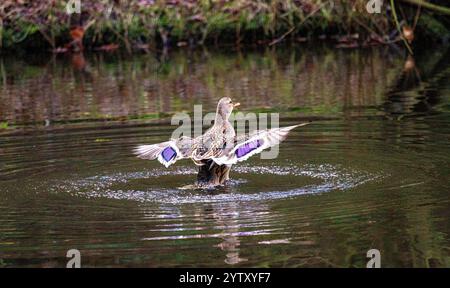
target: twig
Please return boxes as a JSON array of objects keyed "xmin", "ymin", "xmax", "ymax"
[
  {"xmin": 37, "ymin": 26, "xmax": 55, "ymax": 49},
  {"xmin": 412, "ymin": 4, "xmax": 421, "ymax": 30},
  {"xmin": 390, "ymin": 0, "xmax": 414, "ymax": 55},
  {"xmin": 83, "ymin": 19, "xmax": 96, "ymax": 31},
  {"xmin": 353, "ymin": 17, "xmax": 381, "ymax": 38},
  {"xmin": 269, "ymin": 0, "xmax": 332, "ymax": 46},
  {"xmin": 401, "ymin": 0, "xmax": 450, "ymax": 15}
]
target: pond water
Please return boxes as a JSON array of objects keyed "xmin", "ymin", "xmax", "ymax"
[{"xmin": 0, "ymin": 45, "xmax": 449, "ymax": 267}]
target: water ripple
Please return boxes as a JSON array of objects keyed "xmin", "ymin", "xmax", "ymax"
[{"xmin": 51, "ymin": 164, "xmax": 383, "ymax": 204}]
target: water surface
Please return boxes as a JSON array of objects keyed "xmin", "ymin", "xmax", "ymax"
[{"xmin": 0, "ymin": 46, "xmax": 449, "ymax": 267}]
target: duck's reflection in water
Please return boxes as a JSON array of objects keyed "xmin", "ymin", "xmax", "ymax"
[
  {"xmin": 141, "ymin": 188, "xmax": 275, "ymax": 265},
  {"xmin": 205, "ymin": 201, "xmax": 249, "ymax": 265},
  {"xmin": 197, "ymin": 186, "xmax": 275, "ymax": 265}
]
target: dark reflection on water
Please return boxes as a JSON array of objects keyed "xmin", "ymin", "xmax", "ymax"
[
  {"xmin": 0, "ymin": 46, "xmax": 449, "ymax": 267},
  {"xmin": 0, "ymin": 46, "xmax": 431, "ymax": 126}
]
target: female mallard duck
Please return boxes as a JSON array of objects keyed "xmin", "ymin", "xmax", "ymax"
[{"xmin": 134, "ymin": 97, "xmax": 308, "ymax": 186}]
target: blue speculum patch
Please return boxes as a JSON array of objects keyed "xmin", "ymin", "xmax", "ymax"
[
  {"xmin": 161, "ymin": 147, "xmax": 177, "ymax": 162},
  {"xmin": 235, "ymin": 139, "xmax": 262, "ymax": 158}
]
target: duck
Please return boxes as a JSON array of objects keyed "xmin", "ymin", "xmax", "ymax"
[{"xmin": 134, "ymin": 97, "xmax": 308, "ymax": 186}]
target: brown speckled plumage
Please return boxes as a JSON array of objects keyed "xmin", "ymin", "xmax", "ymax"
[{"xmin": 134, "ymin": 97, "xmax": 308, "ymax": 186}]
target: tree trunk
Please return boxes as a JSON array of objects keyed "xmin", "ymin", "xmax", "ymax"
[{"xmin": 197, "ymin": 160, "xmax": 231, "ymax": 187}]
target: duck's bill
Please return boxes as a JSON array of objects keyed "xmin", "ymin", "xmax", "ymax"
[{"xmin": 233, "ymin": 102, "xmax": 241, "ymax": 107}]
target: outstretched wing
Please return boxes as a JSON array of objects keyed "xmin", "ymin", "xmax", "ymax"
[
  {"xmin": 134, "ymin": 136, "xmax": 193, "ymax": 168},
  {"xmin": 212, "ymin": 123, "xmax": 308, "ymax": 165}
]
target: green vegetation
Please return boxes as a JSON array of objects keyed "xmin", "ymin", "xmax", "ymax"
[{"xmin": 0, "ymin": 1, "xmax": 449, "ymax": 51}]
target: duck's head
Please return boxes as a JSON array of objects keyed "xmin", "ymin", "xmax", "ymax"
[{"xmin": 216, "ymin": 97, "xmax": 240, "ymax": 121}]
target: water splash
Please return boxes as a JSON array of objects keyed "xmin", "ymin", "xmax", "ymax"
[{"xmin": 51, "ymin": 164, "xmax": 383, "ymax": 204}]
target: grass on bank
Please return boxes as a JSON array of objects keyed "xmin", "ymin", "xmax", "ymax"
[{"xmin": 0, "ymin": 0, "xmax": 449, "ymax": 51}]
